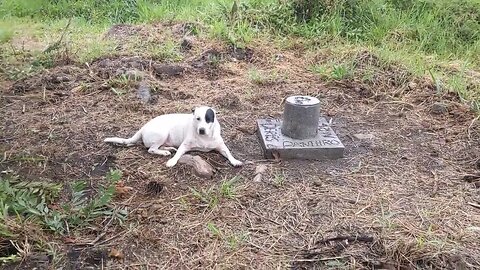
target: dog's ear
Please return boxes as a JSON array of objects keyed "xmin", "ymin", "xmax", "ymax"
[
  {"xmin": 205, "ymin": 108, "xmax": 216, "ymax": 123},
  {"xmin": 191, "ymin": 107, "xmax": 196, "ymax": 114}
]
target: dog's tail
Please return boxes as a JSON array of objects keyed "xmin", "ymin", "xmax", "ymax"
[{"xmin": 104, "ymin": 128, "xmax": 142, "ymax": 146}]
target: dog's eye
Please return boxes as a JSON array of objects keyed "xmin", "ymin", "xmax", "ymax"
[{"xmin": 196, "ymin": 117, "xmax": 201, "ymax": 121}]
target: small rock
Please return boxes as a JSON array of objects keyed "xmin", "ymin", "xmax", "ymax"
[
  {"xmin": 253, "ymin": 174, "xmax": 262, "ymax": 182},
  {"xmin": 313, "ymin": 179, "xmax": 323, "ymax": 187},
  {"xmin": 178, "ymin": 154, "xmax": 214, "ymax": 179},
  {"xmin": 128, "ymin": 59, "xmax": 145, "ymax": 70},
  {"xmin": 255, "ymin": 164, "xmax": 267, "ymax": 175},
  {"xmin": 51, "ymin": 74, "xmax": 71, "ymax": 83},
  {"xmin": 408, "ymin": 81, "xmax": 417, "ymax": 90},
  {"xmin": 431, "ymin": 102, "xmax": 448, "ymax": 115},
  {"xmin": 154, "ymin": 64, "xmax": 185, "ymax": 77},
  {"xmin": 230, "ymin": 47, "xmax": 253, "ymax": 61},
  {"xmin": 96, "ymin": 58, "xmax": 114, "ymax": 68},
  {"xmin": 136, "ymin": 82, "xmax": 151, "ymax": 103},
  {"xmin": 353, "ymin": 133, "xmax": 374, "ymax": 140}
]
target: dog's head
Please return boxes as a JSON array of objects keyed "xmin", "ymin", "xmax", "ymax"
[{"xmin": 192, "ymin": 106, "xmax": 217, "ymax": 137}]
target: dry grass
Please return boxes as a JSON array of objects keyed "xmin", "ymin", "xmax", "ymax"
[{"xmin": 1, "ymin": 23, "xmax": 480, "ymax": 269}]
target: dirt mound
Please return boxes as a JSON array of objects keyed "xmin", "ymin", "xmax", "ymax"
[{"xmin": 11, "ymin": 65, "xmax": 89, "ymax": 94}]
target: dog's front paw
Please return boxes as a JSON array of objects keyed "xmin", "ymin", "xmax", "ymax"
[
  {"xmin": 166, "ymin": 158, "xmax": 177, "ymax": 167},
  {"xmin": 230, "ymin": 159, "xmax": 243, "ymax": 167}
]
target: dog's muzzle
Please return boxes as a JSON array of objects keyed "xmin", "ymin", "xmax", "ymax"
[{"xmin": 199, "ymin": 128, "xmax": 206, "ymax": 135}]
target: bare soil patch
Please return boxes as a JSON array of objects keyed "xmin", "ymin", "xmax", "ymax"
[{"xmin": 1, "ymin": 24, "xmax": 480, "ymax": 269}]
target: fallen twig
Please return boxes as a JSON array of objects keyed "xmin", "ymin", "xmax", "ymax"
[
  {"xmin": 467, "ymin": 202, "xmax": 480, "ymax": 210},
  {"xmin": 43, "ymin": 17, "xmax": 72, "ymax": 53},
  {"xmin": 317, "ymin": 235, "xmax": 374, "ymax": 245},
  {"xmin": 253, "ymin": 164, "xmax": 267, "ymax": 182},
  {"xmin": 292, "ymin": 256, "xmax": 348, "ymax": 262}
]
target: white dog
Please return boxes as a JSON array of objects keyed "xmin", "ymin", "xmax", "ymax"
[{"xmin": 104, "ymin": 106, "xmax": 243, "ymax": 168}]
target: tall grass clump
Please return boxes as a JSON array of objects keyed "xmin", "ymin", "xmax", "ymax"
[
  {"xmin": 0, "ymin": 0, "xmax": 139, "ymax": 23},
  {"xmin": 0, "ymin": 0, "xmax": 478, "ymax": 83},
  {"xmin": 242, "ymin": 0, "xmax": 479, "ymax": 62},
  {"xmin": 1, "ymin": 0, "xmax": 478, "ymax": 62}
]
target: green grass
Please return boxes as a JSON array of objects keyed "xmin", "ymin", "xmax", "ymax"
[
  {"xmin": 309, "ymin": 62, "xmax": 354, "ymax": 81},
  {"xmin": 190, "ymin": 186, "xmax": 220, "ymax": 209},
  {"xmin": 0, "ymin": 0, "xmax": 139, "ymax": 23},
  {"xmin": 206, "ymin": 222, "xmax": 249, "ymax": 250},
  {"xmin": 247, "ymin": 67, "xmax": 266, "ymax": 84},
  {"xmin": 1, "ymin": 0, "xmax": 478, "ymax": 63},
  {"xmin": 247, "ymin": 67, "xmax": 284, "ymax": 85},
  {"xmin": 0, "ymin": 169, "xmax": 127, "ymax": 263},
  {"xmin": 0, "ymin": 25, "xmax": 13, "ymax": 43},
  {"xmin": 206, "ymin": 222, "xmax": 222, "ymax": 238},
  {"xmin": 190, "ymin": 176, "xmax": 242, "ymax": 208},
  {"xmin": 273, "ymin": 172, "xmax": 285, "ymax": 187},
  {"xmin": 0, "ymin": 169, "xmax": 126, "ymax": 236},
  {"xmin": 219, "ymin": 176, "xmax": 240, "ymax": 199},
  {"xmin": 0, "ymin": 0, "xmax": 478, "ymax": 61},
  {"xmin": 0, "ymin": 170, "xmax": 127, "ymax": 265},
  {"xmin": 148, "ymin": 39, "xmax": 183, "ymax": 62},
  {"xmin": 0, "ymin": 17, "xmax": 114, "ymax": 80}
]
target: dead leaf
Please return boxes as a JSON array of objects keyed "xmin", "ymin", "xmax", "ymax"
[
  {"xmin": 253, "ymin": 165, "xmax": 268, "ymax": 182},
  {"xmin": 108, "ymin": 248, "xmax": 124, "ymax": 259},
  {"xmin": 63, "ymin": 237, "xmax": 76, "ymax": 244},
  {"xmin": 115, "ymin": 181, "xmax": 134, "ymax": 196},
  {"xmin": 116, "ymin": 186, "xmax": 134, "ymax": 195},
  {"xmin": 272, "ymin": 151, "xmax": 280, "ymax": 160}
]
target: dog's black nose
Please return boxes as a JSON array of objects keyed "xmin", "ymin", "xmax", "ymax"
[{"xmin": 199, "ymin": 128, "xmax": 206, "ymax": 135}]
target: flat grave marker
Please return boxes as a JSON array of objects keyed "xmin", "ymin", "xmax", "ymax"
[{"xmin": 257, "ymin": 95, "xmax": 344, "ymax": 160}]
